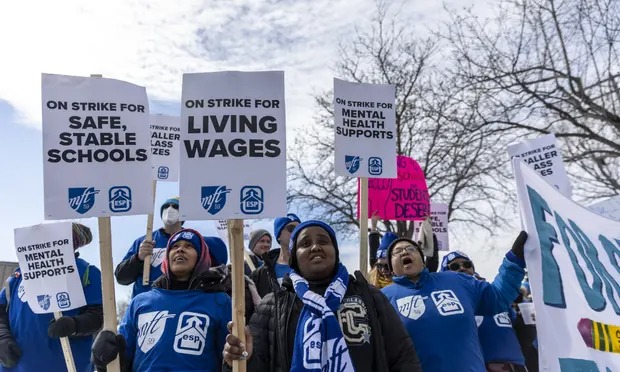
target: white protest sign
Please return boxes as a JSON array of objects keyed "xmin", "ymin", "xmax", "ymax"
[
  {"xmin": 508, "ymin": 133, "xmax": 572, "ymax": 197},
  {"xmin": 150, "ymin": 114, "xmax": 180, "ymax": 182},
  {"xmin": 514, "ymin": 159, "xmax": 620, "ymax": 371},
  {"xmin": 42, "ymin": 74, "xmax": 152, "ymax": 219},
  {"xmin": 215, "ymin": 220, "xmax": 251, "ymax": 247},
  {"xmin": 14, "ymin": 222, "xmax": 86, "ymax": 314},
  {"xmin": 414, "ymin": 203, "xmax": 449, "ymax": 251},
  {"xmin": 589, "ymin": 196, "xmax": 620, "ymax": 222},
  {"xmin": 333, "ymin": 78, "xmax": 397, "ymax": 178},
  {"xmin": 179, "ymin": 71, "xmax": 287, "ymax": 219}
]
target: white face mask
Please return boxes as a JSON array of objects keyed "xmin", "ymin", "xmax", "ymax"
[{"xmin": 162, "ymin": 206, "xmax": 180, "ymax": 226}]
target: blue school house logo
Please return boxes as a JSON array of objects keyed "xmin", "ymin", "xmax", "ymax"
[
  {"xmin": 240, "ymin": 186, "xmax": 263, "ymax": 214},
  {"xmin": 345, "ymin": 155, "xmax": 361, "ymax": 174},
  {"xmin": 368, "ymin": 157, "xmax": 383, "ymax": 175},
  {"xmin": 109, "ymin": 186, "xmax": 132, "ymax": 212},
  {"xmin": 157, "ymin": 166, "xmax": 169, "ymax": 180},
  {"xmin": 37, "ymin": 294, "xmax": 51, "ymax": 311},
  {"xmin": 56, "ymin": 292, "xmax": 71, "ymax": 309},
  {"xmin": 68, "ymin": 187, "xmax": 99, "ymax": 214},
  {"xmin": 201, "ymin": 186, "xmax": 231, "ymax": 215}
]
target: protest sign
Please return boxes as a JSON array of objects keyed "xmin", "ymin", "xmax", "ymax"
[
  {"xmin": 215, "ymin": 219, "xmax": 252, "ymax": 248},
  {"xmin": 14, "ymin": 222, "xmax": 86, "ymax": 314},
  {"xmin": 515, "ymin": 159, "xmax": 620, "ymax": 371},
  {"xmin": 333, "ymin": 78, "xmax": 396, "ymax": 178},
  {"xmin": 179, "ymin": 71, "xmax": 287, "ymax": 220},
  {"xmin": 589, "ymin": 196, "xmax": 620, "ymax": 222},
  {"xmin": 508, "ymin": 133, "xmax": 572, "ymax": 197},
  {"xmin": 42, "ymin": 74, "xmax": 152, "ymax": 219},
  {"xmin": 150, "ymin": 114, "xmax": 180, "ymax": 182},
  {"xmin": 361, "ymin": 155, "xmax": 430, "ymax": 220},
  {"xmin": 414, "ymin": 203, "xmax": 449, "ymax": 251}
]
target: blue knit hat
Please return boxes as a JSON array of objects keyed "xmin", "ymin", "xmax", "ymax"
[
  {"xmin": 274, "ymin": 213, "xmax": 301, "ymax": 241},
  {"xmin": 203, "ymin": 236, "xmax": 228, "ymax": 266},
  {"xmin": 440, "ymin": 251, "xmax": 471, "ymax": 272},
  {"xmin": 160, "ymin": 197, "xmax": 179, "ymax": 217},
  {"xmin": 168, "ymin": 230, "xmax": 203, "ymax": 257},
  {"xmin": 288, "ymin": 220, "xmax": 338, "ymax": 272},
  {"xmin": 379, "ymin": 232, "xmax": 399, "ymax": 252},
  {"xmin": 376, "ymin": 248, "xmax": 388, "ymax": 260}
]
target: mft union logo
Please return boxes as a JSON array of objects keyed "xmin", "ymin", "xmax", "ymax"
[
  {"xmin": 68, "ymin": 187, "xmax": 99, "ymax": 214},
  {"xmin": 37, "ymin": 294, "xmax": 51, "ymax": 311},
  {"xmin": 157, "ymin": 166, "xmax": 169, "ymax": 180},
  {"xmin": 201, "ymin": 186, "xmax": 231, "ymax": 215},
  {"xmin": 56, "ymin": 292, "xmax": 71, "ymax": 309},
  {"xmin": 368, "ymin": 157, "xmax": 383, "ymax": 175},
  {"xmin": 345, "ymin": 155, "xmax": 361, "ymax": 174},
  {"xmin": 109, "ymin": 186, "xmax": 132, "ymax": 212},
  {"xmin": 240, "ymin": 186, "xmax": 263, "ymax": 214}
]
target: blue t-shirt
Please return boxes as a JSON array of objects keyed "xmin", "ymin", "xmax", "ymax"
[
  {"xmin": 477, "ymin": 311, "xmax": 525, "ymax": 365},
  {"xmin": 0, "ymin": 258, "xmax": 102, "ymax": 372},
  {"xmin": 381, "ymin": 258, "xmax": 524, "ymax": 372},
  {"xmin": 120, "ymin": 287, "xmax": 231, "ymax": 372},
  {"xmin": 122, "ymin": 229, "xmax": 172, "ymax": 298},
  {"xmin": 274, "ymin": 263, "xmax": 290, "ymax": 285}
]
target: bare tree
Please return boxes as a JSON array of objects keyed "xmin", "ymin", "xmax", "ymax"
[
  {"xmin": 443, "ymin": 0, "xmax": 620, "ymax": 200},
  {"xmin": 288, "ymin": 4, "xmax": 513, "ymax": 238}
]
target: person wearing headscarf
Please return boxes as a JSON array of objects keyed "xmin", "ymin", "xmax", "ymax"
[
  {"xmin": 92, "ymin": 229, "xmax": 231, "ymax": 371},
  {"xmin": 381, "ymin": 232, "xmax": 528, "ymax": 372},
  {"xmin": 223, "ymin": 220, "xmax": 421, "ymax": 372},
  {"xmin": 442, "ymin": 251, "xmax": 526, "ymax": 372},
  {"xmin": 250, "ymin": 213, "xmax": 301, "ymax": 297},
  {"xmin": 0, "ymin": 223, "xmax": 103, "ymax": 372},
  {"xmin": 368, "ymin": 232, "xmax": 397, "ymax": 289},
  {"xmin": 244, "ymin": 229, "xmax": 272, "ymax": 276}
]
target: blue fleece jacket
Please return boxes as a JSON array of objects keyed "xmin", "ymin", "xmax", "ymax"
[
  {"xmin": 119, "ymin": 287, "xmax": 231, "ymax": 372},
  {"xmin": 381, "ymin": 257, "xmax": 525, "ymax": 372},
  {"xmin": 476, "ymin": 309, "xmax": 525, "ymax": 365}
]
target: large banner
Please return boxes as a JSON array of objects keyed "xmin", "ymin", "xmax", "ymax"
[
  {"xmin": 508, "ymin": 133, "xmax": 572, "ymax": 197},
  {"xmin": 414, "ymin": 203, "xmax": 449, "ymax": 251},
  {"xmin": 179, "ymin": 71, "xmax": 287, "ymax": 220},
  {"xmin": 42, "ymin": 74, "xmax": 152, "ymax": 219},
  {"xmin": 14, "ymin": 222, "xmax": 86, "ymax": 314},
  {"xmin": 515, "ymin": 159, "xmax": 620, "ymax": 371},
  {"xmin": 150, "ymin": 114, "xmax": 180, "ymax": 182},
  {"xmin": 333, "ymin": 78, "xmax": 397, "ymax": 178},
  {"xmin": 361, "ymin": 155, "xmax": 429, "ymax": 220}
]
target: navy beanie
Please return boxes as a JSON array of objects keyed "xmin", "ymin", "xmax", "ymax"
[
  {"xmin": 160, "ymin": 197, "xmax": 180, "ymax": 217},
  {"xmin": 168, "ymin": 230, "xmax": 202, "ymax": 258},
  {"xmin": 288, "ymin": 220, "xmax": 338, "ymax": 272},
  {"xmin": 203, "ymin": 236, "xmax": 228, "ymax": 266},
  {"xmin": 386, "ymin": 237, "xmax": 424, "ymax": 272},
  {"xmin": 273, "ymin": 213, "xmax": 301, "ymax": 241}
]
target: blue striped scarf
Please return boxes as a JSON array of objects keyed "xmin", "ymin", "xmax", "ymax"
[{"xmin": 290, "ymin": 263, "xmax": 355, "ymax": 372}]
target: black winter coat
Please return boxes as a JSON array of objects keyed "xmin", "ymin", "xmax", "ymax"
[
  {"xmin": 226, "ymin": 272, "xmax": 422, "ymax": 372},
  {"xmin": 250, "ymin": 249, "xmax": 282, "ymax": 298}
]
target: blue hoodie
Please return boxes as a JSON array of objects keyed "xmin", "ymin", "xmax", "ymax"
[
  {"xmin": 0, "ymin": 258, "xmax": 102, "ymax": 372},
  {"xmin": 381, "ymin": 257, "xmax": 524, "ymax": 372},
  {"xmin": 476, "ymin": 309, "xmax": 525, "ymax": 365},
  {"xmin": 118, "ymin": 229, "xmax": 231, "ymax": 372},
  {"xmin": 123, "ymin": 229, "xmax": 173, "ymax": 298}
]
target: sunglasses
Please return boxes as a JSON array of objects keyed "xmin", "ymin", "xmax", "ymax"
[
  {"xmin": 448, "ymin": 260, "xmax": 473, "ymax": 271},
  {"xmin": 376, "ymin": 263, "xmax": 390, "ymax": 271},
  {"xmin": 161, "ymin": 203, "xmax": 179, "ymax": 210}
]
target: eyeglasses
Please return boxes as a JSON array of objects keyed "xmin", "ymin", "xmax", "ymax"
[
  {"xmin": 392, "ymin": 246, "xmax": 418, "ymax": 257},
  {"xmin": 448, "ymin": 260, "xmax": 473, "ymax": 271}
]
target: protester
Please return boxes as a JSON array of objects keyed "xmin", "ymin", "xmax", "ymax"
[
  {"xmin": 512, "ymin": 287, "xmax": 539, "ymax": 372},
  {"xmin": 369, "ymin": 227, "xmax": 439, "ymax": 272},
  {"xmin": 223, "ymin": 220, "xmax": 421, "ymax": 372},
  {"xmin": 0, "ymin": 223, "xmax": 103, "ymax": 372},
  {"xmin": 244, "ymin": 229, "xmax": 272, "ymax": 276},
  {"xmin": 381, "ymin": 232, "xmax": 527, "ymax": 372},
  {"xmin": 368, "ymin": 232, "xmax": 397, "ymax": 289},
  {"xmin": 442, "ymin": 251, "xmax": 526, "ymax": 372},
  {"xmin": 250, "ymin": 213, "xmax": 300, "ymax": 297},
  {"xmin": 92, "ymin": 229, "xmax": 231, "ymax": 371}
]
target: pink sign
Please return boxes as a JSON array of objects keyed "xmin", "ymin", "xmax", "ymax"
[{"xmin": 358, "ymin": 155, "xmax": 430, "ymax": 220}]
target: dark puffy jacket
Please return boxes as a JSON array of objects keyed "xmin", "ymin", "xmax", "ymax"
[
  {"xmin": 225, "ymin": 271, "xmax": 421, "ymax": 372},
  {"xmin": 250, "ymin": 249, "xmax": 281, "ymax": 298}
]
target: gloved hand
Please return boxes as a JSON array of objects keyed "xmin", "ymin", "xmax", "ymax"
[
  {"xmin": 0, "ymin": 338, "xmax": 21, "ymax": 368},
  {"xmin": 511, "ymin": 231, "xmax": 528, "ymax": 261},
  {"xmin": 91, "ymin": 330, "xmax": 126, "ymax": 370},
  {"xmin": 48, "ymin": 316, "xmax": 77, "ymax": 338}
]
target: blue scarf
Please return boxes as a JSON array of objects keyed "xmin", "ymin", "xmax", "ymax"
[{"xmin": 290, "ymin": 263, "xmax": 355, "ymax": 372}]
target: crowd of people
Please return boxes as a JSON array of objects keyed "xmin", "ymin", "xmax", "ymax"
[{"xmin": 0, "ymin": 197, "xmax": 538, "ymax": 371}]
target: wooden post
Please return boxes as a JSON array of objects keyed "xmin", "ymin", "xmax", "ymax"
[
  {"xmin": 359, "ymin": 177, "xmax": 369, "ymax": 278},
  {"xmin": 143, "ymin": 180, "xmax": 157, "ymax": 285},
  {"xmin": 227, "ymin": 219, "xmax": 246, "ymax": 372},
  {"xmin": 54, "ymin": 312, "xmax": 76, "ymax": 372}
]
